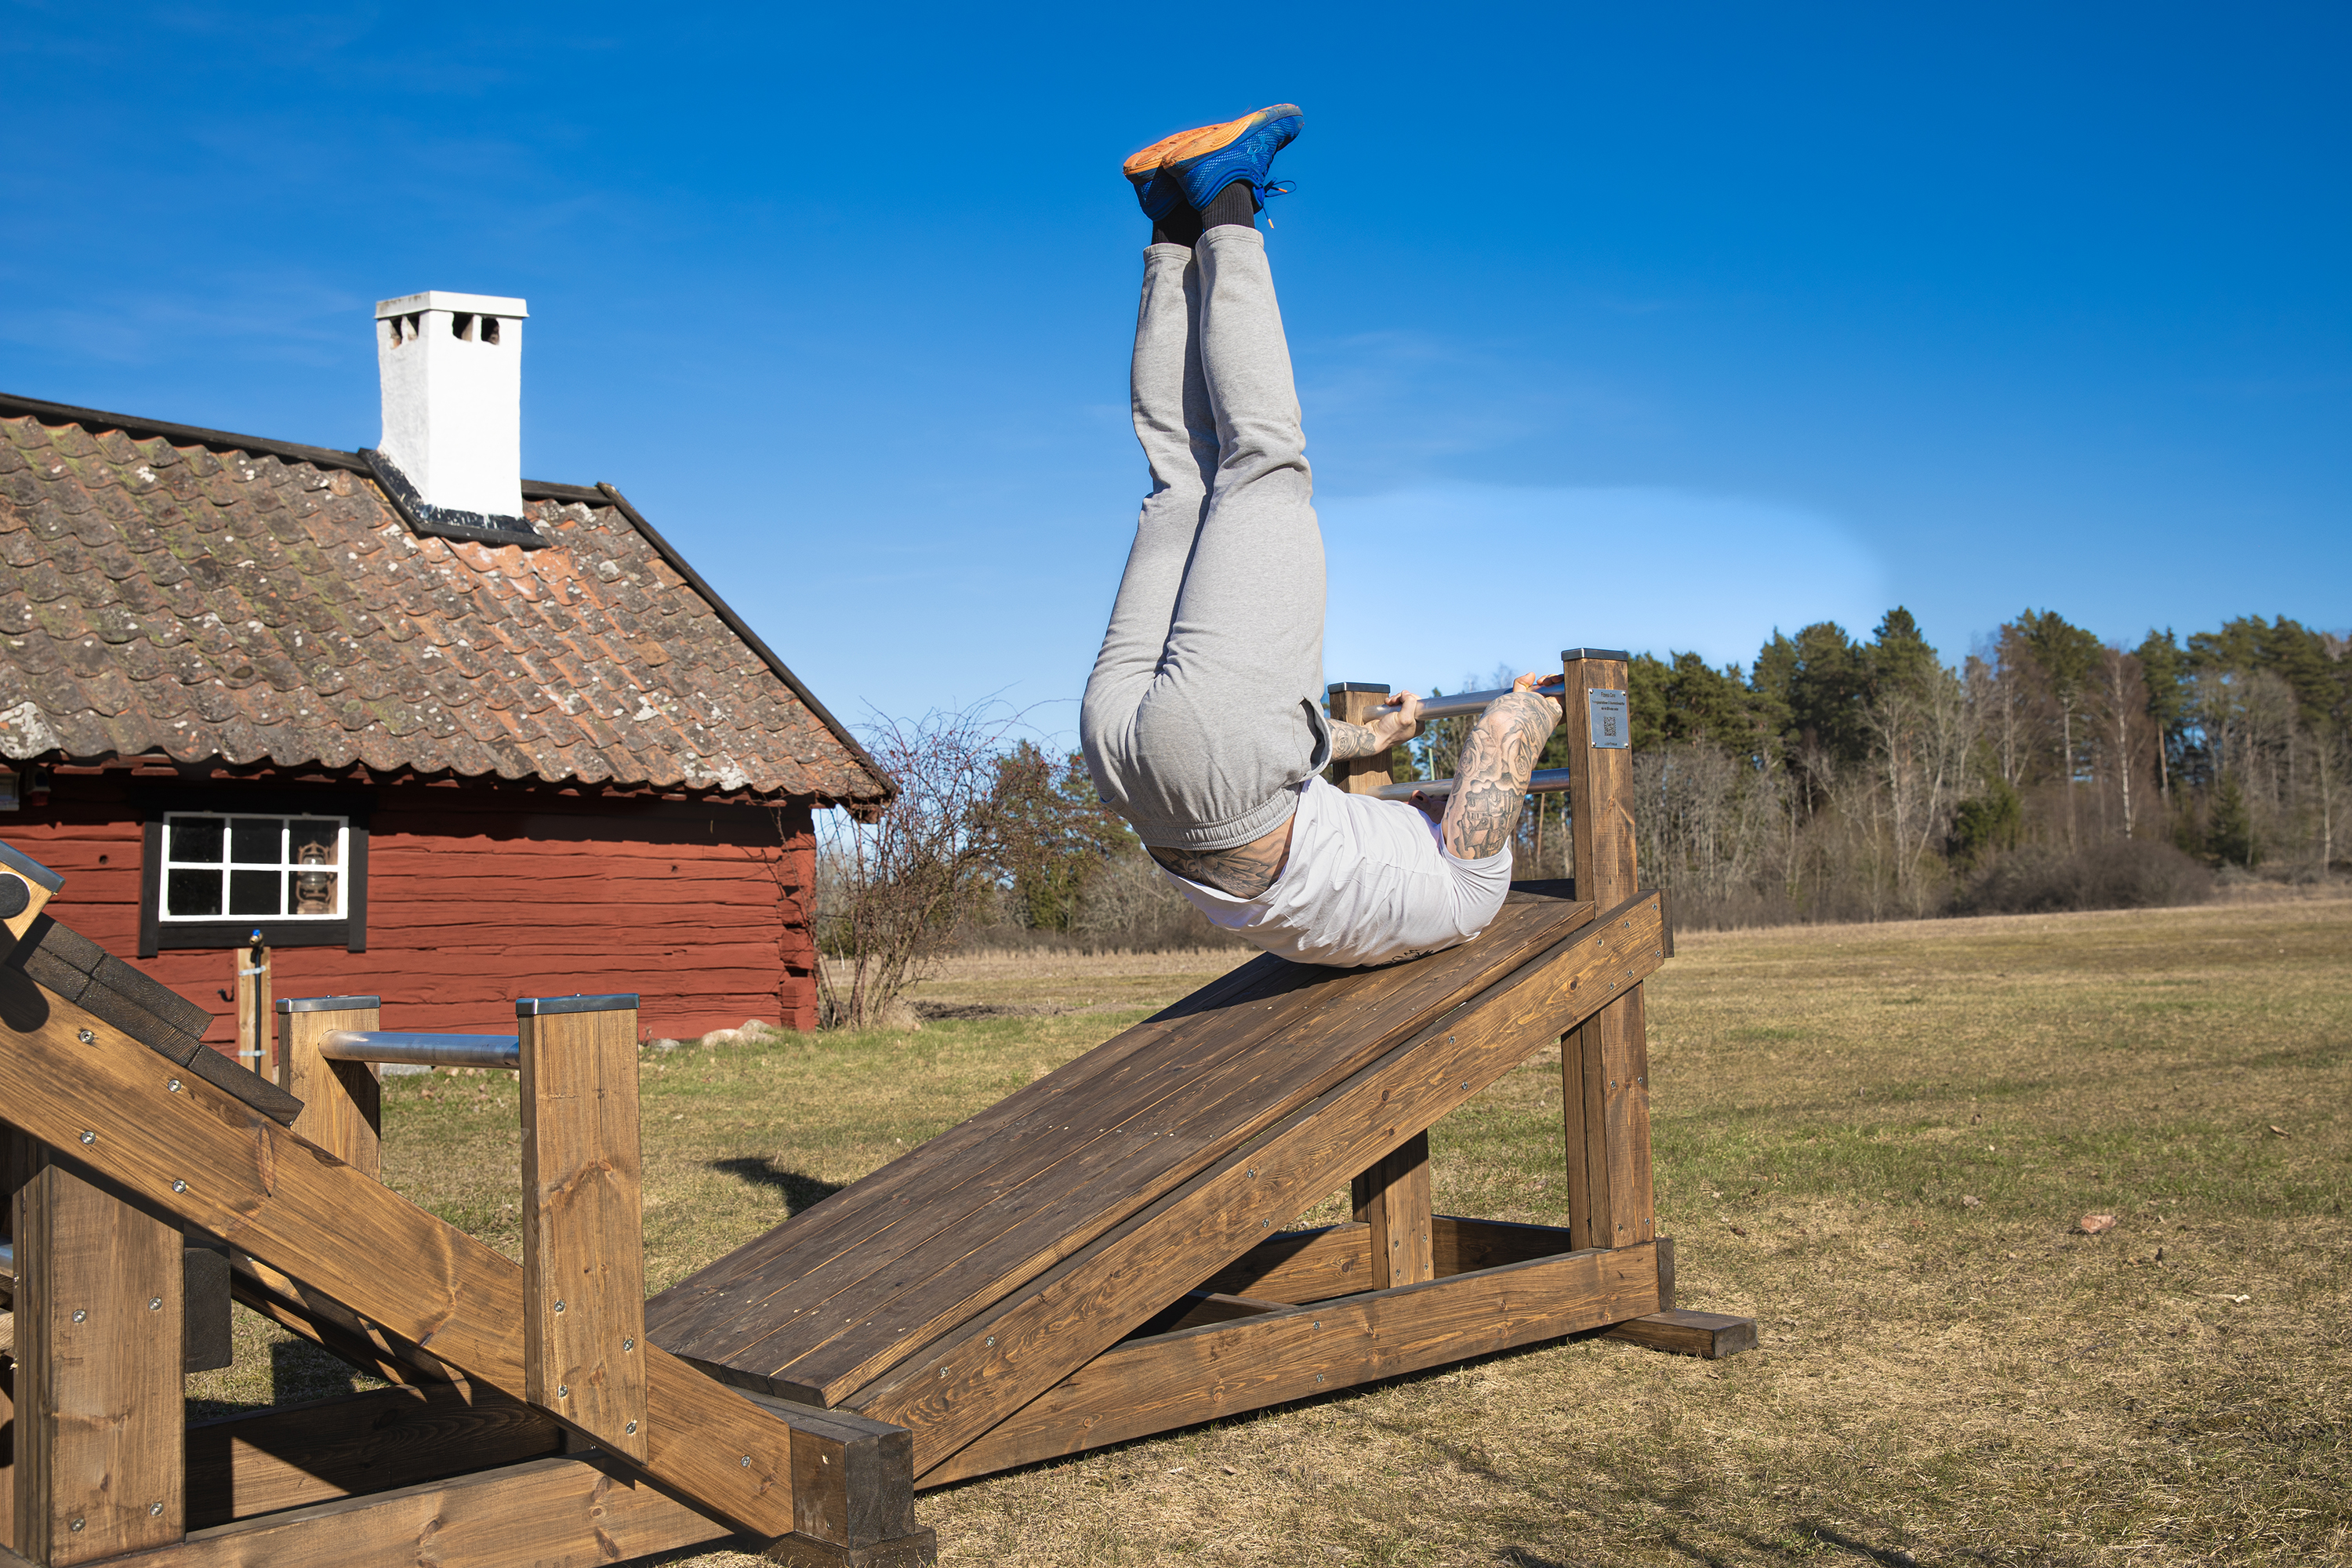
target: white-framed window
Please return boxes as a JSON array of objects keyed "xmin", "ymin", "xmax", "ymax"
[{"xmin": 159, "ymin": 814, "xmax": 348, "ymax": 923}]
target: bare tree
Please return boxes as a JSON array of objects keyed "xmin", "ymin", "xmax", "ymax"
[{"xmin": 809, "ymin": 705, "xmax": 1022, "ymax": 1029}]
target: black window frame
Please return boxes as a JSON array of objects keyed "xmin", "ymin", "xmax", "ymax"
[{"xmin": 140, "ymin": 795, "xmax": 368, "ymax": 956}]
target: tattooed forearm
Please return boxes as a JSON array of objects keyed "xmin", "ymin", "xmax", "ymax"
[
  {"xmin": 1149, "ymin": 819, "xmax": 1294, "ymax": 898},
  {"xmin": 1327, "ymin": 720, "xmax": 1388, "ymax": 760},
  {"xmin": 1442, "ymin": 691, "xmax": 1560, "ymax": 860}
]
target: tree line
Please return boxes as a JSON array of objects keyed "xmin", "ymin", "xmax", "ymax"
[{"xmin": 808, "ymin": 611, "xmax": 2347, "ymax": 1025}]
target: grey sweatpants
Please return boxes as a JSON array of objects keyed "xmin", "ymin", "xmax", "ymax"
[{"xmin": 1079, "ymin": 227, "xmax": 1331, "ymax": 852}]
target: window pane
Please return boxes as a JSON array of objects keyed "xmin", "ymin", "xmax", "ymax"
[
  {"xmin": 289, "ymin": 868, "xmax": 339, "ymax": 916},
  {"xmin": 228, "ymin": 869, "xmax": 282, "ymax": 916},
  {"xmin": 171, "ymin": 817, "xmax": 225, "ymax": 864},
  {"xmin": 230, "ymin": 818, "xmax": 282, "ymax": 865},
  {"xmin": 166, "ymin": 868, "xmax": 222, "ymax": 916},
  {"xmin": 289, "ymin": 820, "xmax": 341, "ymax": 867}
]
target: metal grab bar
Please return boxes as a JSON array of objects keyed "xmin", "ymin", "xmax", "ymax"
[
  {"xmin": 318, "ymin": 1029, "xmax": 521, "ymax": 1070},
  {"xmin": 1360, "ymin": 684, "xmax": 1569, "ymax": 724},
  {"xmin": 1371, "ymin": 767, "xmax": 1576, "ymax": 802}
]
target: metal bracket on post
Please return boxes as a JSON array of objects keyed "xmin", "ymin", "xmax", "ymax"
[{"xmin": 517, "ymin": 994, "xmax": 650, "ymax": 1463}]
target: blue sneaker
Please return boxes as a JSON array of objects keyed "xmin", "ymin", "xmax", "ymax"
[
  {"xmin": 1164, "ymin": 104, "xmax": 1303, "ymax": 212},
  {"xmin": 1122, "ymin": 140, "xmax": 1189, "ymax": 222},
  {"xmin": 1132, "ymin": 104, "xmax": 1303, "ymax": 215}
]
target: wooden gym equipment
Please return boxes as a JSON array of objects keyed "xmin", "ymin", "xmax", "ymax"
[{"xmin": 0, "ymin": 648, "xmax": 1751, "ymax": 1567}]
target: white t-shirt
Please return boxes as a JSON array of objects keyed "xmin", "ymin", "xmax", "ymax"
[{"xmin": 1158, "ymin": 775, "xmax": 1514, "ymax": 968}]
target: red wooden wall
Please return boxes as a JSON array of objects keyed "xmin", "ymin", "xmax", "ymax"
[{"xmin": 6, "ymin": 775, "xmax": 820, "ymax": 1047}]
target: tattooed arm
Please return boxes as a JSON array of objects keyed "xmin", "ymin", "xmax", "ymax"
[
  {"xmin": 1328, "ymin": 690, "xmax": 1423, "ymax": 760},
  {"xmin": 1441, "ymin": 674, "xmax": 1562, "ymax": 861},
  {"xmin": 1149, "ymin": 818, "xmax": 1295, "ymax": 898}
]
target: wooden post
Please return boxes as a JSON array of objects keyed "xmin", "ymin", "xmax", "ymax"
[
  {"xmin": 1559, "ymin": 648, "xmax": 1657, "ymax": 1254},
  {"xmin": 1349, "ymin": 1133, "xmax": 1433, "ymax": 1289},
  {"xmin": 517, "ymin": 994, "xmax": 648, "ymax": 1463},
  {"xmin": 232, "ymin": 936, "xmax": 272, "ymax": 1081},
  {"xmin": 8, "ymin": 1136, "xmax": 183, "ymax": 1563},
  {"xmin": 1326, "ymin": 683, "xmax": 1396, "ymax": 796},
  {"xmin": 1327, "ymin": 683, "xmax": 1435, "ymax": 1289},
  {"xmin": 276, "ymin": 996, "xmax": 384, "ymax": 1181}
]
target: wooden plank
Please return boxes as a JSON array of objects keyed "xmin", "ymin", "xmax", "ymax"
[
  {"xmin": 0, "ymin": 966, "xmax": 869, "ymax": 1539},
  {"xmin": 1430, "ymin": 1214, "xmax": 1578, "ymax": 1275},
  {"xmin": 1192, "ymin": 1222, "xmax": 1370, "ymax": 1302},
  {"xmin": 1351, "ymin": 1131, "xmax": 1432, "ymax": 1289},
  {"xmin": 9, "ymin": 1142, "xmax": 183, "ymax": 1563},
  {"xmin": 2, "ymin": 1338, "xmax": 15, "ymax": 1552},
  {"xmin": 664, "ymin": 897, "xmax": 1599, "ymax": 1405},
  {"xmin": 107, "ymin": 1454, "xmax": 741, "ymax": 1568},
  {"xmin": 918, "ymin": 1240, "xmax": 1662, "ymax": 1487},
  {"xmin": 1559, "ymin": 651, "xmax": 1657, "ymax": 1255},
  {"xmin": 518, "ymin": 996, "xmax": 649, "ymax": 1461},
  {"xmin": 183, "ymin": 1239, "xmax": 233, "ymax": 1374},
  {"xmin": 1599, "ymin": 1309, "xmax": 1758, "ymax": 1359},
  {"xmin": 1326, "ymin": 684, "xmax": 1396, "ymax": 795},
  {"xmin": 183, "ymin": 1384, "xmax": 561, "ymax": 1529},
  {"xmin": 275, "ymin": 1000, "xmax": 382, "ymax": 1181},
  {"xmin": 851, "ymin": 891, "xmax": 1667, "ymax": 1473}
]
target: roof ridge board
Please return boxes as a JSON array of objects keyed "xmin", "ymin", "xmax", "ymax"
[
  {"xmin": 592, "ymin": 482, "xmax": 893, "ymax": 801},
  {"xmin": 1, "ymin": 390, "xmax": 598, "ymax": 505}
]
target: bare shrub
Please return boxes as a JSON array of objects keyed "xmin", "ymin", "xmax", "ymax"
[{"xmin": 1955, "ymin": 837, "xmax": 2216, "ymax": 915}]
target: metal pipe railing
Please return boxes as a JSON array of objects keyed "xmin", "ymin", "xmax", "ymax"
[
  {"xmin": 1370, "ymin": 767, "xmax": 1575, "ymax": 802},
  {"xmin": 318, "ymin": 1029, "xmax": 521, "ymax": 1070}
]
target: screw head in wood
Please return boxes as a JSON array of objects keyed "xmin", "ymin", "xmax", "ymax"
[
  {"xmin": 78, "ymin": 1028, "xmax": 94, "ymax": 1044},
  {"xmin": 622, "ymin": 1338, "xmax": 634, "ymax": 1352},
  {"xmin": 149, "ymin": 1297, "xmax": 163, "ymax": 1311},
  {"xmin": 151, "ymin": 1503, "xmax": 165, "ymax": 1517},
  {"xmin": 557, "ymin": 1385, "xmax": 568, "ymax": 1399},
  {"xmin": 625, "ymin": 1420, "xmax": 637, "ymax": 1435},
  {"xmin": 985, "ymin": 1335, "xmax": 994, "ymax": 1347},
  {"xmin": 168, "ymin": 1079, "xmax": 183, "ymax": 1092},
  {"xmin": 172, "ymin": 1179, "xmax": 187, "ymax": 1193},
  {"xmin": 70, "ymin": 1519, "xmax": 84, "ymax": 1532},
  {"xmin": 79, "ymin": 1130, "xmax": 94, "ymax": 1145},
  {"xmin": 72, "ymin": 1308, "xmax": 87, "ymax": 1323},
  {"xmin": 554, "ymin": 1300, "xmax": 566, "ymax": 1313},
  {"xmin": 741, "ymin": 1454, "xmax": 753, "ymax": 1467}
]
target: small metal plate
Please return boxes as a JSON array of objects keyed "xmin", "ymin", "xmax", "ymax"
[{"xmin": 1588, "ymin": 688, "xmax": 1631, "ymax": 749}]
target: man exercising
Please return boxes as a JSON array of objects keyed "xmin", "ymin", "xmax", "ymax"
[{"xmin": 1080, "ymin": 105, "xmax": 1562, "ymax": 969}]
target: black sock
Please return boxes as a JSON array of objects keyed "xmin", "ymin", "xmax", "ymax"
[
  {"xmin": 1152, "ymin": 198, "xmax": 1203, "ymax": 248},
  {"xmin": 1200, "ymin": 179, "xmax": 1256, "ymax": 233}
]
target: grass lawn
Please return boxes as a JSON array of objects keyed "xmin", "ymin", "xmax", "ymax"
[{"xmin": 187, "ymin": 896, "xmax": 2352, "ymax": 1566}]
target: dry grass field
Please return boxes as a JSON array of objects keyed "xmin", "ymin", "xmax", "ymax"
[{"xmin": 187, "ymin": 896, "xmax": 2352, "ymax": 1566}]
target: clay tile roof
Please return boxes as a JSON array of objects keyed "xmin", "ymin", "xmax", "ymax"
[{"xmin": 0, "ymin": 392, "xmax": 890, "ymax": 807}]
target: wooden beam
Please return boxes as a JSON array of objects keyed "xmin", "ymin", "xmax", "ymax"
[
  {"xmin": 230, "ymin": 942, "xmax": 271, "ymax": 1083},
  {"xmin": 9, "ymin": 1140, "xmax": 184, "ymax": 1563},
  {"xmin": 1598, "ymin": 1309, "xmax": 1758, "ymax": 1360},
  {"xmin": 919, "ymin": 1240, "xmax": 1663, "ymax": 1487},
  {"xmin": 107, "ymin": 1454, "xmax": 739, "ymax": 1568},
  {"xmin": 1350, "ymin": 1131, "xmax": 1432, "ymax": 1289},
  {"xmin": 1431, "ymin": 1214, "xmax": 1578, "ymax": 1274},
  {"xmin": 1559, "ymin": 650, "xmax": 1657, "ymax": 1254},
  {"xmin": 183, "ymin": 1385, "xmax": 561, "ymax": 1530},
  {"xmin": 517, "ymin": 996, "xmax": 648, "ymax": 1462},
  {"xmin": 1192, "ymin": 1222, "xmax": 1370, "ymax": 1303},
  {"xmin": 226, "ymin": 1252, "xmax": 463, "ymax": 1390},
  {"xmin": 275, "ymin": 999, "xmax": 382, "ymax": 1181},
  {"xmin": 0, "ymin": 967, "xmax": 889, "ymax": 1541},
  {"xmin": 851, "ymin": 891, "xmax": 1667, "ymax": 1474}
]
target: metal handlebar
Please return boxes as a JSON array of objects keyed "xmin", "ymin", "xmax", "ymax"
[{"xmin": 318, "ymin": 1030, "xmax": 521, "ymax": 1070}]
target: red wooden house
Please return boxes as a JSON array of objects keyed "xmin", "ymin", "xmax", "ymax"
[{"xmin": 0, "ymin": 290, "xmax": 889, "ymax": 1048}]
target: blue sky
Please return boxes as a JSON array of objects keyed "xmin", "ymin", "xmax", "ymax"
[{"xmin": 5, "ymin": 2, "xmax": 2346, "ymax": 747}]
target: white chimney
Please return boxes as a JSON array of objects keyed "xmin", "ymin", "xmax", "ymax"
[{"xmin": 373, "ymin": 290, "xmax": 529, "ymax": 522}]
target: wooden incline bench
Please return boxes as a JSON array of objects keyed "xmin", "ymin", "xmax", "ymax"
[{"xmin": 0, "ymin": 651, "xmax": 1753, "ymax": 1567}]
